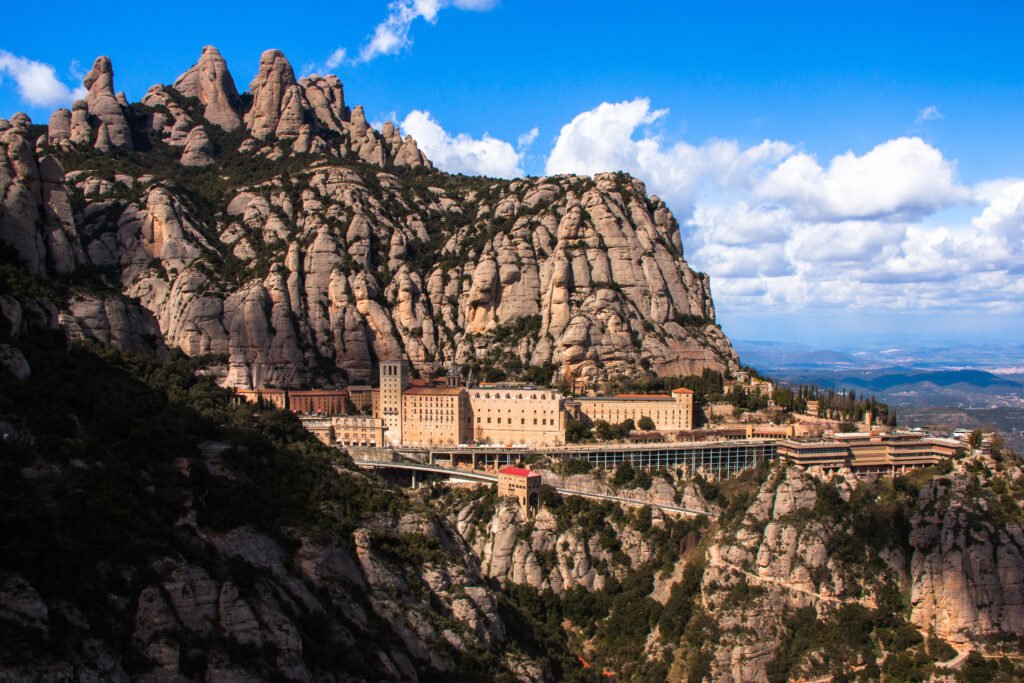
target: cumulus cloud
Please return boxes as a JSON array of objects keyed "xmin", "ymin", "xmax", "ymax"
[
  {"xmin": 544, "ymin": 97, "xmax": 1024, "ymax": 317},
  {"xmin": 400, "ymin": 109, "xmax": 523, "ymax": 178},
  {"xmin": 755, "ymin": 138, "xmax": 969, "ymax": 221},
  {"xmin": 546, "ymin": 97, "xmax": 792, "ymax": 212},
  {"xmin": 0, "ymin": 50, "xmax": 85, "ymax": 107},
  {"xmin": 916, "ymin": 105, "xmax": 943, "ymax": 123},
  {"xmin": 359, "ymin": 0, "xmax": 498, "ymax": 63}
]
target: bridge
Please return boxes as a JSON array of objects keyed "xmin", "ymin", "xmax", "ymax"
[{"xmin": 351, "ymin": 459, "xmax": 717, "ymax": 516}]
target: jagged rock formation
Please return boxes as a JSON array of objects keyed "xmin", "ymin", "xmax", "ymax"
[
  {"xmin": 908, "ymin": 472, "xmax": 1024, "ymax": 642},
  {"xmin": 81, "ymin": 56, "xmax": 133, "ymax": 150},
  {"xmin": 172, "ymin": 45, "xmax": 242, "ymax": 131},
  {"xmin": 5, "ymin": 45, "xmax": 735, "ymax": 388},
  {"xmin": 0, "ymin": 120, "xmax": 86, "ymax": 275}
]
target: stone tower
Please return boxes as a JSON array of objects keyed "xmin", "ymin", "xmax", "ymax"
[{"xmin": 380, "ymin": 360, "xmax": 409, "ymax": 445}]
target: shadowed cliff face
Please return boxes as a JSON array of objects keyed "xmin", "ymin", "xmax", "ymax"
[{"xmin": 1, "ymin": 45, "xmax": 737, "ymax": 387}]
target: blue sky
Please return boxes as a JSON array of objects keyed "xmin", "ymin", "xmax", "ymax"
[{"xmin": 2, "ymin": 1, "xmax": 1022, "ymax": 348}]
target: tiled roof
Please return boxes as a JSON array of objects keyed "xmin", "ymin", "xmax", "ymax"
[
  {"xmin": 499, "ymin": 467, "xmax": 540, "ymax": 477},
  {"xmin": 671, "ymin": 387, "xmax": 694, "ymax": 394}
]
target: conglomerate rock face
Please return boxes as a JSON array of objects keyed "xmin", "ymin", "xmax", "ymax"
[{"xmin": 3, "ymin": 45, "xmax": 736, "ymax": 386}]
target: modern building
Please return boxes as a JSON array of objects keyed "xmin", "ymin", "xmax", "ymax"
[
  {"xmin": 401, "ymin": 387, "xmax": 472, "ymax": 447},
  {"xmin": 576, "ymin": 388, "xmax": 693, "ymax": 432},
  {"xmin": 777, "ymin": 432, "xmax": 962, "ymax": 473},
  {"xmin": 469, "ymin": 386, "xmax": 565, "ymax": 446},
  {"xmin": 497, "ymin": 466, "xmax": 542, "ymax": 516}
]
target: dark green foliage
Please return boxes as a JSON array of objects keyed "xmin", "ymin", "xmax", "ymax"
[
  {"xmin": 490, "ymin": 314, "xmax": 542, "ymax": 344},
  {"xmin": 565, "ymin": 416, "xmax": 593, "ymax": 443},
  {"xmin": 563, "ymin": 458, "xmax": 593, "ymax": 476},
  {"xmin": 959, "ymin": 652, "xmax": 998, "ymax": 683},
  {"xmin": 594, "ymin": 418, "xmax": 634, "ymax": 441},
  {"xmin": 637, "ymin": 415, "xmax": 656, "ymax": 431}
]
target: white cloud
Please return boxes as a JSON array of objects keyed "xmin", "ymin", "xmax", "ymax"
[
  {"xmin": 400, "ymin": 109, "xmax": 523, "ymax": 178},
  {"xmin": 544, "ymin": 98, "xmax": 1024, "ymax": 317},
  {"xmin": 517, "ymin": 126, "xmax": 538, "ymax": 151},
  {"xmin": 546, "ymin": 98, "xmax": 791, "ymax": 213},
  {"xmin": 916, "ymin": 105, "xmax": 943, "ymax": 123},
  {"xmin": 756, "ymin": 138, "xmax": 969, "ymax": 221},
  {"xmin": 0, "ymin": 50, "xmax": 85, "ymax": 107},
  {"xmin": 358, "ymin": 0, "xmax": 497, "ymax": 63},
  {"xmin": 324, "ymin": 48, "xmax": 347, "ymax": 69}
]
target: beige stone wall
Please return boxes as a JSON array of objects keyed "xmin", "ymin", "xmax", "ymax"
[
  {"xmin": 577, "ymin": 391, "xmax": 692, "ymax": 431},
  {"xmin": 333, "ymin": 416, "xmax": 385, "ymax": 447},
  {"xmin": 469, "ymin": 387, "xmax": 564, "ymax": 446},
  {"xmin": 401, "ymin": 388, "xmax": 471, "ymax": 447}
]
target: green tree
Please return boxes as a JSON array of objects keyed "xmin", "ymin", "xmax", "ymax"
[{"xmin": 638, "ymin": 415, "xmax": 655, "ymax": 431}]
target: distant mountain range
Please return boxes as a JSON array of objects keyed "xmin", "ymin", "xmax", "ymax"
[{"xmin": 734, "ymin": 339, "xmax": 1024, "ymax": 414}]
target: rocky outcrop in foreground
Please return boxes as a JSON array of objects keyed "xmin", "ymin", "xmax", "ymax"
[{"xmin": 2, "ymin": 45, "xmax": 737, "ymax": 385}]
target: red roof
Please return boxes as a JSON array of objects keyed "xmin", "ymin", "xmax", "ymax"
[
  {"xmin": 672, "ymin": 387, "xmax": 694, "ymax": 394},
  {"xmin": 499, "ymin": 467, "xmax": 540, "ymax": 478}
]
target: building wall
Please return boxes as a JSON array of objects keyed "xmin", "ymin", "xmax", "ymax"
[
  {"xmin": 299, "ymin": 416, "xmax": 384, "ymax": 447},
  {"xmin": 576, "ymin": 390, "xmax": 693, "ymax": 432},
  {"xmin": 333, "ymin": 416, "xmax": 385, "ymax": 448},
  {"xmin": 235, "ymin": 388, "xmax": 287, "ymax": 410},
  {"xmin": 379, "ymin": 360, "xmax": 409, "ymax": 445},
  {"xmin": 288, "ymin": 390, "xmax": 348, "ymax": 415},
  {"xmin": 401, "ymin": 388, "xmax": 471, "ymax": 447},
  {"xmin": 468, "ymin": 387, "xmax": 565, "ymax": 446},
  {"xmin": 348, "ymin": 385, "xmax": 374, "ymax": 413},
  {"xmin": 497, "ymin": 472, "xmax": 541, "ymax": 514}
]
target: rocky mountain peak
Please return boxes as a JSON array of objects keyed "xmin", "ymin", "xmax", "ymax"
[
  {"xmin": 81, "ymin": 55, "xmax": 133, "ymax": 150},
  {"xmin": 172, "ymin": 45, "xmax": 242, "ymax": 131},
  {"xmin": 245, "ymin": 48, "xmax": 307, "ymax": 140}
]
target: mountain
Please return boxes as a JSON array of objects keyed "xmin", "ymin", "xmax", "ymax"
[
  {"xmin": 0, "ymin": 47, "xmax": 737, "ymax": 389},
  {"xmin": 3, "ymin": 324, "xmax": 1024, "ymax": 680}
]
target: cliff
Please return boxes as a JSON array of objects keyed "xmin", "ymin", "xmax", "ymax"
[{"xmin": 2, "ymin": 46, "xmax": 737, "ymax": 388}]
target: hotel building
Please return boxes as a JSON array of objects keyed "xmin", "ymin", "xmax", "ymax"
[
  {"xmin": 576, "ymin": 388, "xmax": 693, "ymax": 432},
  {"xmin": 401, "ymin": 387, "xmax": 473, "ymax": 447},
  {"xmin": 468, "ymin": 386, "xmax": 565, "ymax": 446}
]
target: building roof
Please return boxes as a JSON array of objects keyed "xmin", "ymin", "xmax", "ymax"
[
  {"xmin": 347, "ymin": 385, "xmax": 372, "ymax": 391},
  {"xmin": 499, "ymin": 466, "xmax": 541, "ymax": 478},
  {"xmin": 577, "ymin": 394, "xmax": 674, "ymax": 402},
  {"xmin": 671, "ymin": 387, "xmax": 694, "ymax": 394},
  {"xmin": 403, "ymin": 387, "xmax": 465, "ymax": 396}
]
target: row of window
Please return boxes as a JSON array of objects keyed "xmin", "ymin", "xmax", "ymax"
[{"xmin": 477, "ymin": 416, "xmax": 555, "ymax": 426}]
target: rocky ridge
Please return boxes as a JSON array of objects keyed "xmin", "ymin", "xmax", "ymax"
[{"xmin": 1, "ymin": 45, "xmax": 737, "ymax": 387}]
